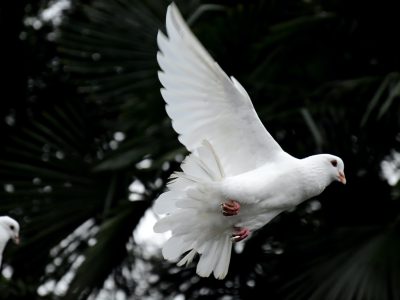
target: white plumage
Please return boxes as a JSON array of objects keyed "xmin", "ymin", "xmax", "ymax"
[
  {"xmin": 154, "ymin": 3, "xmax": 346, "ymax": 279},
  {"xmin": 0, "ymin": 216, "xmax": 20, "ymax": 266}
]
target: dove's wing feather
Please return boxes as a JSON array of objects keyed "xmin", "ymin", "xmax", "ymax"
[{"xmin": 158, "ymin": 3, "xmax": 284, "ymax": 176}]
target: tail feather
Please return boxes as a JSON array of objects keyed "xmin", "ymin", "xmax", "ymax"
[
  {"xmin": 196, "ymin": 239, "xmax": 220, "ymax": 277},
  {"xmin": 177, "ymin": 249, "xmax": 197, "ymax": 267},
  {"xmin": 196, "ymin": 235, "xmax": 231, "ymax": 279},
  {"xmin": 153, "ymin": 190, "xmax": 182, "ymax": 214},
  {"xmin": 175, "ymin": 198, "xmax": 203, "ymax": 210},
  {"xmin": 153, "ymin": 210, "xmax": 195, "ymax": 233},
  {"xmin": 162, "ymin": 236, "xmax": 192, "ymax": 261},
  {"xmin": 167, "ymin": 173, "xmax": 194, "ymax": 190},
  {"xmin": 153, "ymin": 140, "xmax": 233, "ymax": 279},
  {"xmin": 214, "ymin": 235, "xmax": 232, "ymax": 279}
]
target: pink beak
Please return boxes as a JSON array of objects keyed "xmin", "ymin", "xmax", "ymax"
[
  {"xmin": 13, "ymin": 235, "xmax": 20, "ymax": 245},
  {"xmin": 338, "ymin": 171, "xmax": 346, "ymax": 184}
]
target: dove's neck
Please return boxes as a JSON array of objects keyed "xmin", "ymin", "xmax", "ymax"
[
  {"xmin": 0, "ymin": 226, "xmax": 10, "ymax": 264},
  {"xmin": 301, "ymin": 156, "xmax": 334, "ymax": 195},
  {"xmin": 0, "ymin": 227, "xmax": 10, "ymax": 248}
]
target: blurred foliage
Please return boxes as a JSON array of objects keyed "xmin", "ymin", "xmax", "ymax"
[{"xmin": 1, "ymin": 0, "xmax": 400, "ymax": 299}]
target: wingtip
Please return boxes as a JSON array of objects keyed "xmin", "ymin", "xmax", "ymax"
[
  {"xmin": 168, "ymin": 2, "xmax": 179, "ymax": 15},
  {"xmin": 166, "ymin": 1, "xmax": 186, "ymax": 36},
  {"xmin": 156, "ymin": 51, "xmax": 164, "ymax": 70},
  {"xmin": 156, "ymin": 29, "xmax": 167, "ymax": 49},
  {"xmin": 169, "ymin": 2, "xmax": 177, "ymax": 10},
  {"xmin": 156, "ymin": 29, "xmax": 163, "ymax": 39},
  {"xmin": 160, "ymin": 88, "xmax": 168, "ymax": 103},
  {"xmin": 158, "ymin": 71, "xmax": 167, "ymax": 88},
  {"xmin": 166, "ymin": 2, "xmax": 174, "ymax": 21}
]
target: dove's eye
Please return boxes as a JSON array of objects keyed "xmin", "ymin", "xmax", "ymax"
[
  {"xmin": 9, "ymin": 225, "xmax": 15, "ymax": 230},
  {"xmin": 331, "ymin": 160, "xmax": 338, "ymax": 167}
]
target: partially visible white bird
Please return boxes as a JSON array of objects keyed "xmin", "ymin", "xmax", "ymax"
[
  {"xmin": 0, "ymin": 216, "xmax": 20, "ymax": 267},
  {"xmin": 153, "ymin": 3, "xmax": 346, "ymax": 279}
]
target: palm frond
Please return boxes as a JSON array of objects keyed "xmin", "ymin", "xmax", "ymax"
[
  {"xmin": 62, "ymin": 202, "xmax": 148, "ymax": 300},
  {"xmin": 0, "ymin": 98, "xmax": 150, "ymax": 295},
  {"xmin": 57, "ymin": 0, "xmax": 199, "ymax": 101},
  {"xmin": 279, "ymin": 225, "xmax": 400, "ymax": 300}
]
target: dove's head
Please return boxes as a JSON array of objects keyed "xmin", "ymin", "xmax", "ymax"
[
  {"xmin": 317, "ymin": 154, "xmax": 346, "ymax": 185},
  {"xmin": 0, "ymin": 216, "xmax": 20, "ymax": 245},
  {"xmin": 304, "ymin": 154, "xmax": 346, "ymax": 186}
]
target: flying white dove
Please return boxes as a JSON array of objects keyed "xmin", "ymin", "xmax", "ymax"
[
  {"xmin": 0, "ymin": 216, "xmax": 20, "ymax": 266},
  {"xmin": 153, "ymin": 3, "xmax": 346, "ymax": 279}
]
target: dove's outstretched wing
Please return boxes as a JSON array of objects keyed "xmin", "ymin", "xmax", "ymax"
[{"xmin": 157, "ymin": 3, "xmax": 284, "ymax": 176}]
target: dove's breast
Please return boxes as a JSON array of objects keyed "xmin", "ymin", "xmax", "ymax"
[
  {"xmin": 207, "ymin": 154, "xmax": 330, "ymax": 231},
  {"xmin": 215, "ymin": 159, "xmax": 319, "ymax": 231},
  {"xmin": 220, "ymin": 159, "xmax": 306, "ymax": 206}
]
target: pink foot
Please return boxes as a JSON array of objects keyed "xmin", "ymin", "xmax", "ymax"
[
  {"xmin": 221, "ymin": 200, "xmax": 240, "ymax": 216},
  {"xmin": 232, "ymin": 227, "xmax": 250, "ymax": 242}
]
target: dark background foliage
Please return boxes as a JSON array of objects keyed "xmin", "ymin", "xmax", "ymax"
[{"xmin": 1, "ymin": 0, "xmax": 400, "ymax": 299}]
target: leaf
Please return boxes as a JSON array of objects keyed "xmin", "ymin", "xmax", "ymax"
[
  {"xmin": 62, "ymin": 201, "xmax": 149, "ymax": 300},
  {"xmin": 361, "ymin": 73, "xmax": 400, "ymax": 126},
  {"xmin": 377, "ymin": 78, "xmax": 400, "ymax": 120},
  {"xmin": 279, "ymin": 225, "xmax": 400, "ymax": 300},
  {"xmin": 300, "ymin": 108, "xmax": 324, "ymax": 150},
  {"xmin": 0, "ymin": 99, "xmax": 112, "ymax": 282},
  {"xmin": 57, "ymin": 0, "xmax": 163, "ymax": 100}
]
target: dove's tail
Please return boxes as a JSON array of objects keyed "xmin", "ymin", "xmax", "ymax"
[{"xmin": 153, "ymin": 140, "xmax": 233, "ymax": 279}]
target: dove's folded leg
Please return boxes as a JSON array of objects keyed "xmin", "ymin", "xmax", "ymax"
[
  {"xmin": 232, "ymin": 227, "xmax": 250, "ymax": 242},
  {"xmin": 221, "ymin": 199, "xmax": 240, "ymax": 216}
]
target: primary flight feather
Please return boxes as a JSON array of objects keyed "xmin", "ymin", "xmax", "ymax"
[{"xmin": 154, "ymin": 3, "xmax": 346, "ymax": 279}]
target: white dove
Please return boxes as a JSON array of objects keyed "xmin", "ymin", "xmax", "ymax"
[
  {"xmin": 153, "ymin": 3, "xmax": 346, "ymax": 280},
  {"xmin": 0, "ymin": 216, "xmax": 20, "ymax": 266}
]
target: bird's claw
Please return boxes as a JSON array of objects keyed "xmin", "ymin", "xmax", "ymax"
[
  {"xmin": 232, "ymin": 227, "xmax": 250, "ymax": 242},
  {"xmin": 221, "ymin": 200, "xmax": 240, "ymax": 216}
]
